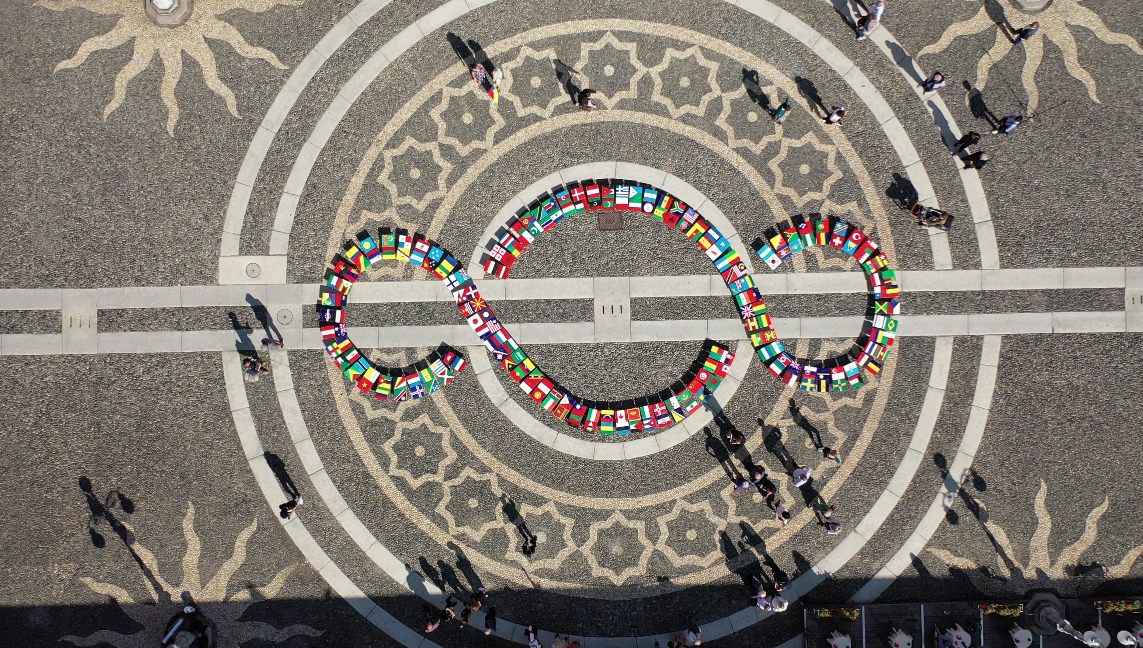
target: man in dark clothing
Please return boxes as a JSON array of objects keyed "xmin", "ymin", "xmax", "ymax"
[
  {"xmin": 992, "ymin": 115, "xmax": 1023, "ymax": 135},
  {"xmin": 963, "ymin": 152, "xmax": 992, "ymax": 170},
  {"xmin": 952, "ymin": 131, "xmax": 981, "ymax": 155},
  {"xmin": 1013, "ymin": 22, "xmax": 1040, "ymax": 46}
]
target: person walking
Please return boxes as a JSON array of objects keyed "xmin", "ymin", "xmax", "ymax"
[
  {"xmin": 770, "ymin": 98, "xmax": 791, "ymax": 124},
  {"xmin": 825, "ymin": 106, "xmax": 846, "ymax": 125},
  {"xmin": 458, "ymin": 603, "xmax": 471, "ymax": 628},
  {"xmin": 576, "ymin": 88, "xmax": 597, "ymax": 111},
  {"xmin": 750, "ymin": 468, "xmax": 767, "ymax": 488},
  {"xmin": 484, "ymin": 605, "xmax": 498, "ymax": 635},
  {"xmin": 522, "ymin": 535, "xmax": 538, "ymax": 557},
  {"xmin": 278, "ymin": 494, "xmax": 303, "ymax": 519},
  {"xmin": 723, "ymin": 426, "xmax": 745, "ymax": 449},
  {"xmin": 1013, "ymin": 21, "xmax": 1040, "ymax": 46},
  {"xmin": 525, "ymin": 624, "xmax": 542, "ymax": 648},
  {"xmin": 962, "ymin": 151, "xmax": 992, "ymax": 170},
  {"xmin": 856, "ymin": 10, "xmax": 881, "ymax": 41},
  {"xmin": 260, "ymin": 337, "xmax": 284, "ymax": 351},
  {"xmin": 791, "ymin": 465, "xmax": 813, "ymax": 487},
  {"xmin": 992, "ymin": 114, "xmax": 1023, "ymax": 135},
  {"xmin": 472, "ymin": 586, "xmax": 487, "ymax": 610},
  {"xmin": 920, "ymin": 71, "xmax": 946, "ymax": 93},
  {"xmin": 952, "ymin": 131, "xmax": 981, "ymax": 155}
]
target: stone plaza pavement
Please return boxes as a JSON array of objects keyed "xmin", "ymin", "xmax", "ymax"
[{"xmin": 1, "ymin": 0, "xmax": 1142, "ymax": 646}]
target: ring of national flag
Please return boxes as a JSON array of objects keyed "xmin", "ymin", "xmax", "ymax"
[
  {"xmin": 320, "ymin": 225, "xmax": 734, "ymax": 435},
  {"xmin": 748, "ymin": 216, "xmax": 899, "ymax": 392},
  {"xmin": 479, "ymin": 178, "xmax": 899, "ymax": 394},
  {"xmin": 319, "ymin": 229, "xmax": 469, "ymax": 402}
]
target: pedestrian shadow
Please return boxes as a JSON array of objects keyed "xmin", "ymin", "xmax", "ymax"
[
  {"xmin": 499, "ymin": 494, "xmax": 533, "ymax": 541},
  {"xmin": 828, "ymin": 0, "xmax": 860, "ymax": 34},
  {"xmin": 553, "ymin": 58, "xmax": 581, "ymax": 103},
  {"xmin": 263, "ymin": 452, "xmax": 299, "ymax": 499},
  {"xmin": 984, "ymin": 0, "xmax": 1016, "ymax": 39},
  {"xmin": 227, "ymin": 311, "xmax": 255, "ymax": 353},
  {"xmin": 447, "ymin": 541, "xmax": 485, "ymax": 592},
  {"xmin": 789, "ymin": 398, "xmax": 824, "ymax": 449},
  {"xmin": 79, "ymin": 477, "xmax": 171, "ymax": 604},
  {"xmin": 246, "ymin": 294, "xmax": 281, "ymax": 347},
  {"xmin": 795, "ymin": 75, "xmax": 826, "ymax": 117},
  {"xmin": 719, "ymin": 530, "xmax": 759, "ymax": 590},
  {"xmin": 965, "ymin": 82, "xmax": 1000, "ymax": 129},
  {"xmin": 888, "ymin": 41, "xmax": 924, "ymax": 84},
  {"xmin": 886, "ymin": 172, "xmax": 919, "ymax": 211},
  {"xmin": 467, "ymin": 38, "xmax": 496, "ymax": 75},
  {"xmin": 928, "ymin": 99, "xmax": 959, "ymax": 150},
  {"xmin": 418, "ymin": 556, "xmax": 447, "ymax": 591},
  {"xmin": 704, "ymin": 427, "xmax": 740, "ymax": 482},
  {"xmin": 446, "ymin": 32, "xmax": 475, "ymax": 66},
  {"xmin": 435, "ymin": 559, "xmax": 466, "ymax": 595},
  {"xmin": 761, "ymin": 424, "xmax": 797, "ymax": 473},
  {"xmin": 742, "ymin": 67, "xmax": 771, "ymax": 110}
]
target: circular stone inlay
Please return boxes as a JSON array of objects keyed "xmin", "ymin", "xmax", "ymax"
[
  {"xmin": 244, "ymin": 262, "xmax": 260, "ymax": 278},
  {"xmin": 409, "ymin": 167, "xmax": 422, "ymax": 179},
  {"xmin": 276, "ymin": 309, "xmax": 294, "ymax": 325}
]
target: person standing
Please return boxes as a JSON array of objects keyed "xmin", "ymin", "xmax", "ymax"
[
  {"xmin": 952, "ymin": 131, "xmax": 981, "ymax": 155},
  {"xmin": 992, "ymin": 114, "xmax": 1023, "ymax": 135},
  {"xmin": 962, "ymin": 152, "xmax": 992, "ymax": 170},
  {"xmin": 458, "ymin": 604, "xmax": 471, "ymax": 628},
  {"xmin": 818, "ymin": 446, "xmax": 841, "ymax": 464},
  {"xmin": 525, "ymin": 624, "xmax": 542, "ymax": 648},
  {"xmin": 774, "ymin": 499, "xmax": 791, "ymax": 526},
  {"xmin": 920, "ymin": 71, "xmax": 946, "ymax": 93},
  {"xmin": 825, "ymin": 106, "xmax": 846, "ymax": 125},
  {"xmin": 1013, "ymin": 21, "xmax": 1040, "ymax": 46},
  {"xmin": 522, "ymin": 535, "xmax": 538, "ymax": 557},
  {"xmin": 856, "ymin": 11, "xmax": 881, "ymax": 40},
  {"xmin": 872, "ymin": 0, "xmax": 886, "ymax": 22}
]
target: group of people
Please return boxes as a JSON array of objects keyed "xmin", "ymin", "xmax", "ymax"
[{"xmin": 426, "ymin": 589, "xmax": 497, "ymax": 635}]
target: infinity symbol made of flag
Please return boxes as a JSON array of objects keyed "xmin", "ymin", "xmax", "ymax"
[{"xmin": 316, "ymin": 178, "xmax": 900, "ymax": 436}]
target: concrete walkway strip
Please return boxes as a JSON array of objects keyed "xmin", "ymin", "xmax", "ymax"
[
  {"xmin": 850, "ymin": 336, "xmax": 1001, "ymax": 604},
  {"xmin": 0, "ymin": 267, "xmax": 1133, "ymax": 311},
  {"xmin": 220, "ymin": 352, "xmax": 445, "ymax": 648}
]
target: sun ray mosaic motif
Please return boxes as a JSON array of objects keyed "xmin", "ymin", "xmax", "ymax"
[
  {"xmin": 918, "ymin": 0, "xmax": 1143, "ymax": 113},
  {"xmin": 60, "ymin": 502, "xmax": 322, "ymax": 648},
  {"xmin": 927, "ymin": 480, "xmax": 1143, "ymax": 598},
  {"xmin": 37, "ymin": 0, "xmax": 302, "ymax": 135}
]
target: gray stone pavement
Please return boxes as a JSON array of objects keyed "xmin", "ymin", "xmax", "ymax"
[{"xmin": 0, "ymin": 0, "xmax": 1141, "ymax": 646}]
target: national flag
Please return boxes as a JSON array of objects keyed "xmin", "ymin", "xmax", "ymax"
[
  {"xmin": 539, "ymin": 195, "xmax": 560, "ymax": 226},
  {"xmin": 599, "ymin": 409, "xmax": 615, "ymax": 434},
  {"xmin": 343, "ymin": 241, "xmax": 366, "ymax": 270},
  {"xmin": 783, "ymin": 226, "xmax": 805, "ymax": 253},
  {"xmin": 749, "ymin": 331, "xmax": 766, "ymax": 348},
  {"xmin": 486, "ymin": 242, "xmax": 512, "ymax": 262},
  {"xmin": 756, "ymin": 243, "xmax": 782, "ymax": 270},
  {"xmin": 873, "ymin": 284, "xmax": 900, "ymax": 299},
  {"xmin": 703, "ymin": 357, "xmax": 729, "ymax": 378},
  {"xmin": 708, "ymin": 343, "xmax": 733, "ymax": 364},
  {"xmin": 866, "ymin": 358, "xmax": 883, "ymax": 375},
  {"xmin": 641, "ymin": 188, "xmax": 658, "ymax": 213},
  {"xmin": 426, "ymin": 243, "xmax": 447, "ymax": 268},
  {"xmin": 855, "ymin": 238, "xmax": 880, "ymax": 264},
  {"xmin": 652, "ymin": 193, "xmax": 673, "ymax": 220},
  {"xmin": 344, "ymin": 359, "xmax": 368, "ymax": 382},
  {"xmin": 494, "ymin": 228, "xmax": 519, "ymax": 256},
  {"xmin": 875, "ymin": 328, "xmax": 896, "ymax": 346},
  {"xmin": 720, "ymin": 261, "xmax": 749, "ymax": 284},
  {"xmin": 831, "ymin": 366, "xmax": 848, "ymax": 391},
  {"xmin": 510, "ymin": 358, "xmax": 536, "ymax": 382},
  {"xmin": 390, "ymin": 375, "xmax": 408, "ymax": 401},
  {"xmin": 759, "ymin": 341, "xmax": 785, "ymax": 361},
  {"xmin": 568, "ymin": 401, "xmax": 588, "ymax": 427},
  {"xmin": 569, "ymin": 185, "xmax": 587, "ymax": 213},
  {"xmin": 373, "ymin": 375, "xmax": 391, "ymax": 400},
  {"xmin": 640, "ymin": 405, "xmax": 655, "ymax": 430},
  {"xmin": 769, "ymin": 232, "xmax": 792, "ymax": 258},
  {"xmin": 445, "ymin": 267, "xmax": 472, "ymax": 293},
  {"xmin": 681, "ymin": 208, "xmax": 700, "ymax": 231},
  {"xmin": 843, "ymin": 228, "xmax": 866, "ymax": 256},
  {"xmin": 666, "ymin": 395, "xmax": 686, "ymax": 422},
  {"xmin": 330, "ymin": 258, "xmax": 361, "ymax": 282},
  {"xmin": 431, "ymin": 359, "xmax": 452, "ymax": 385},
  {"xmin": 585, "ymin": 183, "xmax": 601, "ymax": 209},
  {"xmin": 521, "ymin": 371, "xmax": 545, "ymax": 395},
  {"xmin": 873, "ymin": 343, "xmax": 890, "ymax": 362},
  {"xmin": 357, "ymin": 232, "xmax": 382, "ymax": 264},
  {"xmin": 396, "ymin": 229, "xmax": 412, "ymax": 261},
  {"xmin": 728, "ymin": 275, "xmax": 755, "ymax": 295},
  {"xmin": 714, "ymin": 249, "xmax": 742, "ymax": 274},
  {"xmin": 416, "ymin": 366, "xmax": 437, "ymax": 394},
  {"xmin": 703, "ymin": 236, "xmax": 731, "ymax": 261},
  {"xmin": 541, "ymin": 388, "xmax": 561, "ymax": 412},
  {"xmin": 318, "ymin": 307, "xmax": 345, "ymax": 324},
  {"xmin": 615, "ymin": 407, "xmax": 628, "ymax": 429},
  {"xmin": 662, "ymin": 207, "xmax": 682, "ymax": 229},
  {"xmin": 408, "ymin": 377, "xmax": 427, "ymax": 400},
  {"xmin": 319, "ymin": 288, "xmax": 346, "ymax": 307},
  {"xmin": 320, "ymin": 324, "xmax": 341, "ymax": 342},
  {"xmin": 467, "ymin": 313, "xmax": 490, "ymax": 338},
  {"xmin": 873, "ymin": 299, "xmax": 901, "ymax": 315},
  {"xmin": 739, "ymin": 301, "xmax": 768, "ymax": 318},
  {"xmin": 555, "ymin": 189, "xmax": 574, "ymax": 216},
  {"xmin": 795, "ymin": 217, "xmax": 814, "ymax": 247},
  {"xmin": 507, "ymin": 217, "xmax": 534, "ymax": 245},
  {"xmin": 814, "ymin": 216, "xmax": 831, "ymax": 245},
  {"xmin": 615, "ymin": 185, "xmax": 631, "ymax": 210},
  {"xmin": 872, "ymin": 314, "xmax": 890, "ymax": 330},
  {"xmin": 454, "ymin": 285, "xmax": 480, "ymax": 306},
  {"xmin": 599, "ymin": 183, "xmax": 615, "ymax": 209},
  {"xmin": 817, "ymin": 371, "xmax": 831, "ymax": 392},
  {"xmin": 433, "ymin": 254, "xmax": 458, "ymax": 280},
  {"xmin": 862, "ymin": 254, "xmax": 888, "ymax": 275},
  {"xmin": 626, "ymin": 407, "xmax": 642, "ymax": 431},
  {"xmin": 553, "ymin": 394, "xmax": 574, "ymax": 420},
  {"xmin": 874, "ymin": 268, "xmax": 897, "ymax": 287},
  {"xmin": 380, "ymin": 227, "xmax": 396, "ymax": 260},
  {"xmin": 800, "ymin": 371, "xmax": 818, "ymax": 392},
  {"xmin": 686, "ymin": 218, "xmax": 710, "ymax": 242},
  {"xmin": 410, "ymin": 235, "xmax": 430, "ymax": 267},
  {"xmin": 697, "ymin": 368, "xmax": 722, "ymax": 390},
  {"xmin": 733, "ymin": 288, "xmax": 764, "ymax": 307},
  {"xmin": 522, "ymin": 205, "xmax": 545, "ymax": 237},
  {"xmin": 653, "ymin": 401, "xmax": 671, "ymax": 427},
  {"xmin": 627, "ymin": 185, "xmax": 644, "ymax": 211},
  {"xmin": 445, "ymin": 349, "xmax": 467, "ymax": 374},
  {"xmin": 683, "ymin": 391, "xmax": 704, "ymax": 413},
  {"xmin": 697, "ymin": 224, "xmax": 723, "ymax": 248},
  {"xmin": 583, "ymin": 407, "xmax": 600, "ymax": 432},
  {"xmin": 830, "ymin": 220, "xmax": 849, "ymax": 248}
]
